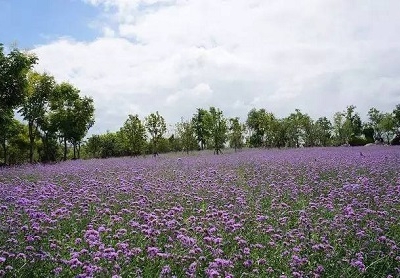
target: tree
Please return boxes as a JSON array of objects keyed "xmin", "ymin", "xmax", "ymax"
[
  {"xmin": 120, "ymin": 114, "xmax": 147, "ymax": 156},
  {"xmin": 344, "ymin": 105, "xmax": 362, "ymax": 137},
  {"xmin": 367, "ymin": 107, "xmax": 384, "ymax": 140},
  {"xmin": 50, "ymin": 82, "xmax": 94, "ymax": 160},
  {"xmin": 379, "ymin": 113, "xmax": 395, "ymax": 144},
  {"xmin": 246, "ymin": 108, "xmax": 265, "ymax": 148},
  {"xmin": 314, "ymin": 117, "xmax": 332, "ymax": 147},
  {"xmin": 332, "ymin": 106, "xmax": 362, "ymax": 146},
  {"xmin": 50, "ymin": 82, "xmax": 79, "ymax": 160},
  {"xmin": 362, "ymin": 125, "xmax": 375, "ymax": 144},
  {"xmin": 192, "ymin": 108, "xmax": 212, "ymax": 150},
  {"xmin": 228, "ymin": 117, "xmax": 245, "ymax": 151},
  {"xmin": 19, "ymin": 71, "xmax": 56, "ymax": 163},
  {"xmin": 168, "ymin": 134, "xmax": 182, "ymax": 152},
  {"xmin": 99, "ymin": 132, "xmax": 121, "ymax": 158},
  {"xmin": 286, "ymin": 109, "xmax": 312, "ymax": 147},
  {"xmin": 38, "ymin": 112, "xmax": 60, "ymax": 162},
  {"xmin": 0, "ymin": 45, "xmax": 37, "ymax": 163},
  {"xmin": 393, "ymin": 104, "xmax": 400, "ymax": 133},
  {"xmin": 69, "ymin": 96, "xmax": 95, "ymax": 159},
  {"xmin": 0, "ymin": 110, "xmax": 20, "ymax": 164},
  {"xmin": 333, "ymin": 111, "xmax": 347, "ymax": 145},
  {"xmin": 86, "ymin": 134, "xmax": 102, "ymax": 158},
  {"xmin": 145, "ymin": 111, "xmax": 166, "ymax": 156},
  {"xmin": 0, "ymin": 44, "xmax": 37, "ymax": 110},
  {"xmin": 208, "ymin": 107, "xmax": 227, "ymax": 155},
  {"xmin": 176, "ymin": 120, "xmax": 197, "ymax": 154},
  {"xmin": 6, "ymin": 121, "xmax": 30, "ymax": 165},
  {"xmin": 272, "ymin": 118, "xmax": 289, "ymax": 148}
]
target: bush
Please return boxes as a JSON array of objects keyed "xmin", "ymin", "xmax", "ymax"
[
  {"xmin": 391, "ymin": 135, "xmax": 400, "ymax": 145},
  {"xmin": 349, "ymin": 136, "xmax": 368, "ymax": 146}
]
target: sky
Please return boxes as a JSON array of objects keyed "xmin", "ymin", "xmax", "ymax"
[{"xmin": 1, "ymin": 0, "xmax": 400, "ymax": 135}]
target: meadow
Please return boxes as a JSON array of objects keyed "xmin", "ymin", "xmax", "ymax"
[{"xmin": 0, "ymin": 146, "xmax": 399, "ymax": 277}]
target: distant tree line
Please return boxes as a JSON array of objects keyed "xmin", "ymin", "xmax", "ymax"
[
  {"xmin": 1, "ymin": 44, "xmax": 400, "ymax": 164},
  {"xmin": 0, "ymin": 44, "xmax": 94, "ymax": 165},
  {"xmin": 84, "ymin": 104, "xmax": 400, "ymax": 159}
]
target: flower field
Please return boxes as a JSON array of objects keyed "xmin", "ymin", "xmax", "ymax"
[{"xmin": 0, "ymin": 147, "xmax": 399, "ymax": 277}]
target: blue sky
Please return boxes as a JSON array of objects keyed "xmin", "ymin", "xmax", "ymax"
[
  {"xmin": 0, "ymin": 0, "xmax": 99, "ymax": 49},
  {"xmin": 1, "ymin": 0, "xmax": 400, "ymax": 135}
]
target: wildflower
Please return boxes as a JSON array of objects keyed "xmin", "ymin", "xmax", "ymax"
[
  {"xmin": 243, "ymin": 260, "xmax": 252, "ymax": 268},
  {"xmin": 161, "ymin": 265, "xmax": 171, "ymax": 275}
]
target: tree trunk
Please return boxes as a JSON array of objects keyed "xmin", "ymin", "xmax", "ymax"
[
  {"xmin": 29, "ymin": 122, "xmax": 34, "ymax": 163},
  {"xmin": 2, "ymin": 139, "xmax": 7, "ymax": 164},
  {"xmin": 63, "ymin": 137, "xmax": 67, "ymax": 161},
  {"xmin": 73, "ymin": 142, "xmax": 77, "ymax": 160},
  {"xmin": 77, "ymin": 142, "xmax": 81, "ymax": 159}
]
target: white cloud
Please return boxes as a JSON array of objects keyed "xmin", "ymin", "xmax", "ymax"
[{"xmin": 33, "ymin": 0, "xmax": 400, "ymax": 134}]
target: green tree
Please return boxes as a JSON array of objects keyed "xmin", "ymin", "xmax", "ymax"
[
  {"xmin": 272, "ymin": 118, "xmax": 289, "ymax": 148},
  {"xmin": 50, "ymin": 82, "xmax": 94, "ymax": 160},
  {"xmin": 314, "ymin": 117, "xmax": 332, "ymax": 146},
  {"xmin": 38, "ymin": 112, "xmax": 61, "ymax": 162},
  {"xmin": 168, "ymin": 134, "xmax": 182, "ymax": 152},
  {"xmin": 0, "ymin": 44, "xmax": 37, "ymax": 109},
  {"xmin": 120, "ymin": 114, "xmax": 147, "ymax": 156},
  {"xmin": 286, "ymin": 109, "xmax": 312, "ymax": 147},
  {"xmin": 6, "ymin": 121, "xmax": 30, "ymax": 165},
  {"xmin": 228, "ymin": 117, "xmax": 245, "ymax": 151},
  {"xmin": 333, "ymin": 111, "xmax": 347, "ymax": 145},
  {"xmin": 344, "ymin": 105, "xmax": 362, "ymax": 137},
  {"xmin": 393, "ymin": 104, "xmax": 400, "ymax": 133},
  {"xmin": 367, "ymin": 107, "xmax": 384, "ymax": 140},
  {"xmin": 50, "ymin": 82, "xmax": 80, "ymax": 160},
  {"xmin": 192, "ymin": 108, "xmax": 212, "ymax": 150},
  {"xmin": 145, "ymin": 111, "xmax": 166, "ymax": 156},
  {"xmin": 208, "ymin": 107, "xmax": 227, "ymax": 155},
  {"xmin": 69, "ymin": 96, "xmax": 95, "ymax": 159},
  {"xmin": 246, "ymin": 108, "xmax": 265, "ymax": 148},
  {"xmin": 0, "ymin": 45, "xmax": 37, "ymax": 163},
  {"xmin": 0, "ymin": 110, "xmax": 20, "ymax": 164},
  {"xmin": 86, "ymin": 134, "xmax": 102, "ymax": 158},
  {"xmin": 176, "ymin": 120, "xmax": 197, "ymax": 154},
  {"xmin": 19, "ymin": 71, "xmax": 55, "ymax": 163},
  {"xmin": 379, "ymin": 113, "xmax": 395, "ymax": 144},
  {"xmin": 99, "ymin": 132, "xmax": 121, "ymax": 158}
]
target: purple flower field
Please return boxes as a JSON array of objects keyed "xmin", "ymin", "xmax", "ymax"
[{"xmin": 0, "ymin": 147, "xmax": 399, "ymax": 277}]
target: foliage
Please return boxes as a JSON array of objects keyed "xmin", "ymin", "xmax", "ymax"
[
  {"xmin": 0, "ymin": 44, "xmax": 37, "ymax": 109},
  {"xmin": 0, "ymin": 111, "xmax": 21, "ymax": 164},
  {"xmin": 50, "ymin": 82, "xmax": 95, "ymax": 160},
  {"xmin": 176, "ymin": 120, "xmax": 197, "ymax": 154},
  {"xmin": 228, "ymin": 117, "xmax": 245, "ymax": 151},
  {"xmin": 19, "ymin": 71, "xmax": 56, "ymax": 163},
  {"xmin": 192, "ymin": 108, "xmax": 212, "ymax": 150},
  {"xmin": 208, "ymin": 107, "xmax": 228, "ymax": 155},
  {"xmin": 145, "ymin": 111, "xmax": 167, "ymax": 155},
  {"xmin": 120, "ymin": 114, "xmax": 147, "ymax": 156},
  {"xmin": 392, "ymin": 104, "xmax": 400, "ymax": 133},
  {"xmin": 314, "ymin": 117, "xmax": 332, "ymax": 146},
  {"xmin": 379, "ymin": 113, "xmax": 395, "ymax": 144}
]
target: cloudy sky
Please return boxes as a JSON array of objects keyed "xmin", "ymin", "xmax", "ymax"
[{"xmin": 1, "ymin": 0, "xmax": 400, "ymax": 134}]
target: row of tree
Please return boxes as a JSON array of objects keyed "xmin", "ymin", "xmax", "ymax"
[
  {"xmin": 84, "ymin": 104, "xmax": 400, "ymax": 159},
  {"xmin": 1, "ymin": 45, "xmax": 400, "ymax": 164},
  {"xmin": 0, "ymin": 44, "xmax": 94, "ymax": 164}
]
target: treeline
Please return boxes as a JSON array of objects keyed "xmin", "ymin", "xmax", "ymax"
[
  {"xmin": 85, "ymin": 104, "xmax": 400, "ymax": 159},
  {"xmin": 0, "ymin": 44, "xmax": 94, "ymax": 165},
  {"xmin": 1, "ymin": 45, "xmax": 400, "ymax": 165}
]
